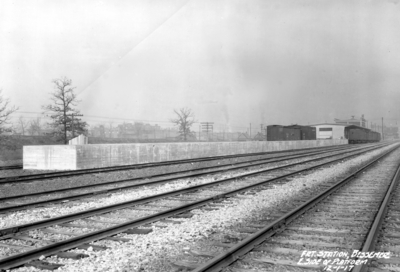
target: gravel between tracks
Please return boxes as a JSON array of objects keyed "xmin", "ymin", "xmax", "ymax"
[
  {"xmin": 0, "ymin": 147, "xmax": 351, "ymax": 197},
  {"xmin": 0, "ymin": 147, "xmax": 368, "ymax": 228},
  {"xmin": 6, "ymin": 143, "xmax": 398, "ymax": 272},
  {"xmin": 0, "ymin": 151, "xmax": 303, "ymax": 180}
]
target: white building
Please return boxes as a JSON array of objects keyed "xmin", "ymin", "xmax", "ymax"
[{"xmin": 309, "ymin": 123, "xmax": 347, "ymax": 139}]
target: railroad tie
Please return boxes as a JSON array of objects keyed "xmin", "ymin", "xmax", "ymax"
[
  {"xmin": 25, "ymin": 260, "xmax": 64, "ymax": 270},
  {"xmin": 252, "ymin": 246, "xmax": 304, "ymax": 256},
  {"xmin": 375, "ymin": 257, "xmax": 400, "ymax": 264},
  {"xmin": 40, "ymin": 228, "xmax": 81, "ymax": 236},
  {"xmin": 251, "ymin": 257, "xmax": 322, "ymax": 270},
  {"xmin": 0, "ymin": 242, "xmax": 34, "ymax": 249},
  {"xmin": 211, "ymin": 241, "xmax": 235, "ymax": 248},
  {"xmin": 101, "ymin": 236, "xmax": 131, "ymax": 242},
  {"xmin": 122, "ymin": 228, "xmax": 153, "ymax": 235},
  {"xmin": 81, "ymin": 218, "xmax": 120, "ymax": 224},
  {"xmin": 76, "ymin": 243, "xmax": 108, "ymax": 251},
  {"xmin": 171, "ymin": 260, "xmax": 201, "ymax": 270},
  {"xmin": 188, "ymin": 249, "xmax": 218, "ymax": 257},
  {"xmin": 171, "ymin": 212, "xmax": 194, "ymax": 218},
  {"xmin": 230, "ymin": 268, "xmax": 261, "ymax": 272},
  {"xmin": 59, "ymin": 223, "xmax": 102, "ymax": 229},
  {"xmin": 12, "ymin": 235, "xmax": 54, "ymax": 245},
  {"xmin": 56, "ymin": 251, "xmax": 89, "ymax": 260}
]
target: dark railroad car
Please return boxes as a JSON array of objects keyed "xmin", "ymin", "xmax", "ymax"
[
  {"xmin": 284, "ymin": 125, "xmax": 316, "ymax": 140},
  {"xmin": 344, "ymin": 125, "xmax": 381, "ymax": 144},
  {"xmin": 266, "ymin": 125, "xmax": 301, "ymax": 141}
]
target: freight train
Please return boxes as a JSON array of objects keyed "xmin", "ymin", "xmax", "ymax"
[
  {"xmin": 266, "ymin": 124, "xmax": 380, "ymax": 143},
  {"xmin": 344, "ymin": 125, "xmax": 381, "ymax": 144},
  {"xmin": 266, "ymin": 125, "xmax": 316, "ymax": 141}
]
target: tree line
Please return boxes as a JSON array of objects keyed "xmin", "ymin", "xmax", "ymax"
[{"xmin": 1, "ymin": 77, "xmax": 197, "ymax": 145}]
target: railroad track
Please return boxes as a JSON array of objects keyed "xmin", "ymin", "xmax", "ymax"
[
  {"xmin": 0, "ymin": 144, "xmax": 383, "ymax": 214},
  {"xmin": 2, "ymin": 147, "xmax": 345, "ymax": 173},
  {"xmin": 359, "ymin": 162, "xmax": 400, "ymax": 271},
  {"xmin": 0, "ymin": 165, "xmax": 23, "ymax": 171},
  {"xmin": 0, "ymin": 143, "xmax": 388, "ymax": 216},
  {"xmin": 182, "ymin": 143, "xmax": 400, "ymax": 272},
  {"xmin": 0, "ymin": 143, "xmax": 395, "ymax": 270},
  {"xmin": 0, "ymin": 145, "xmax": 353, "ymax": 183}
]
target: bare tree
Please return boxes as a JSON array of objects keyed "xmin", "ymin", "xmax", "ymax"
[
  {"xmin": 133, "ymin": 122, "xmax": 144, "ymax": 139},
  {"xmin": 0, "ymin": 90, "xmax": 18, "ymax": 135},
  {"xmin": 171, "ymin": 108, "xmax": 196, "ymax": 141},
  {"xmin": 42, "ymin": 77, "xmax": 87, "ymax": 144},
  {"xmin": 27, "ymin": 117, "xmax": 43, "ymax": 136},
  {"xmin": 107, "ymin": 122, "xmax": 114, "ymax": 138},
  {"xmin": 17, "ymin": 116, "xmax": 28, "ymax": 135}
]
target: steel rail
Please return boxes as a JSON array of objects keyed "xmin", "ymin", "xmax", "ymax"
[
  {"xmin": 0, "ymin": 144, "xmax": 352, "ymax": 198},
  {"xmin": 0, "ymin": 145, "xmax": 370, "ymax": 235},
  {"xmin": 0, "ymin": 145, "xmax": 396, "ymax": 270},
  {"xmin": 351, "ymin": 158, "xmax": 400, "ymax": 272},
  {"xmin": 0, "ymin": 144, "xmax": 385, "ymax": 215},
  {"xmin": 0, "ymin": 144, "xmax": 379, "ymax": 213},
  {"xmin": 190, "ymin": 144, "xmax": 400, "ymax": 272},
  {"xmin": 0, "ymin": 144, "xmax": 366, "ymax": 184},
  {"xmin": 0, "ymin": 165, "xmax": 23, "ymax": 171}
]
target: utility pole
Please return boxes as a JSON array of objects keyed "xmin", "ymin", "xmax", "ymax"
[
  {"xmin": 382, "ymin": 117, "xmax": 384, "ymax": 140},
  {"xmin": 201, "ymin": 122, "xmax": 214, "ymax": 141},
  {"xmin": 249, "ymin": 123, "xmax": 252, "ymax": 138}
]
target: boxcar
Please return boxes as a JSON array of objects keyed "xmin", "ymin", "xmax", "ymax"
[
  {"xmin": 285, "ymin": 125, "xmax": 316, "ymax": 140},
  {"xmin": 266, "ymin": 125, "xmax": 301, "ymax": 141},
  {"xmin": 344, "ymin": 126, "xmax": 381, "ymax": 143}
]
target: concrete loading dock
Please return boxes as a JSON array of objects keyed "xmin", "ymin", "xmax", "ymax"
[{"xmin": 23, "ymin": 139, "xmax": 348, "ymax": 170}]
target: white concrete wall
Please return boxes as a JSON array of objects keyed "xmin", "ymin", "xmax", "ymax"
[
  {"xmin": 23, "ymin": 139, "xmax": 348, "ymax": 170},
  {"xmin": 23, "ymin": 145, "xmax": 77, "ymax": 170},
  {"xmin": 69, "ymin": 135, "xmax": 88, "ymax": 145},
  {"xmin": 312, "ymin": 125, "xmax": 347, "ymax": 139}
]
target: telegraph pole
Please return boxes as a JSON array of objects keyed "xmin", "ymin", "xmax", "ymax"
[
  {"xmin": 249, "ymin": 123, "xmax": 252, "ymax": 138},
  {"xmin": 382, "ymin": 117, "xmax": 384, "ymax": 140},
  {"xmin": 201, "ymin": 122, "xmax": 214, "ymax": 141}
]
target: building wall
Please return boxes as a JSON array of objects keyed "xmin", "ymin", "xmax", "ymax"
[
  {"xmin": 24, "ymin": 139, "xmax": 348, "ymax": 170},
  {"xmin": 23, "ymin": 145, "xmax": 77, "ymax": 170},
  {"xmin": 312, "ymin": 125, "xmax": 347, "ymax": 139}
]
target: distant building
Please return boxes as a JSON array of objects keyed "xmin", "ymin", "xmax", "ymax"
[
  {"xmin": 384, "ymin": 126, "xmax": 399, "ymax": 140},
  {"xmin": 334, "ymin": 115, "xmax": 366, "ymax": 128},
  {"xmin": 237, "ymin": 133, "xmax": 250, "ymax": 141},
  {"xmin": 252, "ymin": 132, "xmax": 265, "ymax": 141},
  {"xmin": 309, "ymin": 123, "xmax": 348, "ymax": 139}
]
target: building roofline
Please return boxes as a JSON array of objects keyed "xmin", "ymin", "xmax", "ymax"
[{"xmin": 309, "ymin": 123, "xmax": 348, "ymax": 126}]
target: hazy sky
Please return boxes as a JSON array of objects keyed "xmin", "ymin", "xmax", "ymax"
[{"xmin": 1, "ymin": 0, "xmax": 399, "ymax": 132}]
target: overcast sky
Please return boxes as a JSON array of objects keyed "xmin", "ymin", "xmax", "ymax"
[{"xmin": 1, "ymin": 0, "xmax": 399, "ymax": 132}]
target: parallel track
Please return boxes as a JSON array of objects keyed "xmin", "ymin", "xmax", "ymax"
[
  {"xmin": 0, "ymin": 145, "xmax": 364, "ymax": 184},
  {"xmin": 0, "ymin": 165, "xmax": 22, "ymax": 171},
  {"xmin": 189, "ymin": 144, "xmax": 400, "ymax": 272},
  {"xmin": 0, "ymin": 144, "xmax": 394, "ymax": 270},
  {"xmin": 0, "ymin": 144, "xmax": 385, "ymax": 214}
]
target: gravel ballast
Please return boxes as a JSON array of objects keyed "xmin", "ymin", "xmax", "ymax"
[
  {"xmin": 0, "ymin": 145, "xmax": 359, "ymax": 197},
  {"xmin": 5, "ymin": 143, "xmax": 399, "ymax": 272},
  {"xmin": 0, "ymin": 146, "xmax": 377, "ymax": 228}
]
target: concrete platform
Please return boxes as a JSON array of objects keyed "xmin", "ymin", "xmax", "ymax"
[{"xmin": 23, "ymin": 140, "xmax": 348, "ymax": 170}]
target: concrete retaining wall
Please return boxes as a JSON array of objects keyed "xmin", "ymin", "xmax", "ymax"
[{"xmin": 23, "ymin": 139, "xmax": 348, "ymax": 170}]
